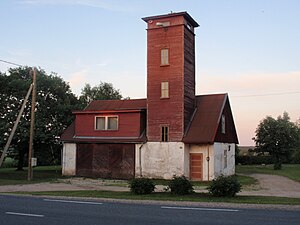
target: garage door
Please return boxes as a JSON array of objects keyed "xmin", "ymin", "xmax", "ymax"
[
  {"xmin": 76, "ymin": 143, "xmax": 135, "ymax": 179},
  {"xmin": 190, "ymin": 153, "xmax": 203, "ymax": 181}
]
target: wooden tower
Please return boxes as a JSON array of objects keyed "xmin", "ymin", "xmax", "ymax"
[{"xmin": 142, "ymin": 12, "xmax": 199, "ymax": 142}]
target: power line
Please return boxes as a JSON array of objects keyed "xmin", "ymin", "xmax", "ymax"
[
  {"xmin": 232, "ymin": 91, "xmax": 300, "ymax": 98},
  {"xmin": 0, "ymin": 59, "xmax": 23, "ymax": 67}
]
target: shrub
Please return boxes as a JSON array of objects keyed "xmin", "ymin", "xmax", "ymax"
[
  {"xmin": 129, "ymin": 178, "xmax": 155, "ymax": 195},
  {"xmin": 235, "ymin": 155, "xmax": 273, "ymax": 165},
  {"xmin": 207, "ymin": 175, "xmax": 241, "ymax": 197},
  {"xmin": 168, "ymin": 175, "xmax": 194, "ymax": 195},
  {"xmin": 291, "ymin": 149, "xmax": 300, "ymax": 163},
  {"xmin": 2, "ymin": 157, "xmax": 18, "ymax": 168},
  {"xmin": 274, "ymin": 162, "xmax": 282, "ymax": 170}
]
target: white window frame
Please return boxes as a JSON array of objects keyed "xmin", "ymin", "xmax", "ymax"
[
  {"xmin": 95, "ymin": 116, "xmax": 118, "ymax": 131},
  {"xmin": 161, "ymin": 81, "xmax": 169, "ymax": 98},
  {"xmin": 161, "ymin": 48, "xmax": 169, "ymax": 66}
]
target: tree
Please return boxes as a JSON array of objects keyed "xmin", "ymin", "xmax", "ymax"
[
  {"xmin": 253, "ymin": 112, "xmax": 299, "ymax": 169},
  {"xmin": 79, "ymin": 82, "xmax": 123, "ymax": 107},
  {"xmin": 0, "ymin": 67, "xmax": 80, "ymax": 169}
]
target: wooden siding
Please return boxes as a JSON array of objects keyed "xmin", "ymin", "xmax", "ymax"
[
  {"xmin": 75, "ymin": 111, "xmax": 145, "ymax": 138},
  {"xmin": 147, "ymin": 14, "xmax": 196, "ymax": 142},
  {"xmin": 184, "ymin": 26, "xmax": 196, "ymax": 132},
  {"xmin": 76, "ymin": 143, "xmax": 135, "ymax": 179},
  {"xmin": 214, "ymin": 99, "xmax": 239, "ymax": 144}
]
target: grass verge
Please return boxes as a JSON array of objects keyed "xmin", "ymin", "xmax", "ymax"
[
  {"xmin": 0, "ymin": 166, "xmax": 63, "ymax": 185},
  {"xmin": 12, "ymin": 190, "xmax": 300, "ymax": 205},
  {"xmin": 236, "ymin": 164, "xmax": 300, "ymax": 182}
]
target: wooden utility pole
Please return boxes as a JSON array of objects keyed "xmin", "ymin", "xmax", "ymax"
[
  {"xmin": 28, "ymin": 67, "xmax": 37, "ymax": 181},
  {"xmin": 0, "ymin": 84, "xmax": 33, "ymax": 167}
]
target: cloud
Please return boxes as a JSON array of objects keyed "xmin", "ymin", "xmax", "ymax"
[
  {"xmin": 67, "ymin": 69, "xmax": 89, "ymax": 95},
  {"xmin": 18, "ymin": 0, "xmax": 137, "ymax": 12}
]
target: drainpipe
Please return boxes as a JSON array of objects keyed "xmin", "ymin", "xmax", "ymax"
[
  {"xmin": 206, "ymin": 145, "xmax": 210, "ymax": 181},
  {"xmin": 139, "ymin": 142, "xmax": 146, "ymax": 177}
]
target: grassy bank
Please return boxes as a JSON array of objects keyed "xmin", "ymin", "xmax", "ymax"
[
  {"xmin": 236, "ymin": 164, "xmax": 300, "ymax": 182},
  {"xmin": 15, "ymin": 190, "xmax": 300, "ymax": 205}
]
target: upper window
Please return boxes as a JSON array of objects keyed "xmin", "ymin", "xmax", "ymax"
[
  {"xmin": 221, "ymin": 114, "xmax": 225, "ymax": 134},
  {"xmin": 161, "ymin": 126, "xmax": 169, "ymax": 142},
  {"xmin": 161, "ymin": 49, "xmax": 169, "ymax": 66},
  {"xmin": 95, "ymin": 116, "xmax": 118, "ymax": 130},
  {"xmin": 161, "ymin": 82, "xmax": 169, "ymax": 98}
]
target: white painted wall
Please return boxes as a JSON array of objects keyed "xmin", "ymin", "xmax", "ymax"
[
  {"xmin": 188, "ymin": 144, "xmax": 214, "ymax": 181},
  {"xmin": 135, "ymin": 142, "xmax": 236, "ymax": 181},
  {"xmin": 213, "ymin": 142, "xmax": 235, "ymax": 177},
  {"xmin": 62, "ymin": 143, "xmax": 76, "ymax": 176},
  {"xmin": 135, "ymin": 142, "xmax": 186, "ymax": 180}
]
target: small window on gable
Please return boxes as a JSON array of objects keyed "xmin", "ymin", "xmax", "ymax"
[
  {"xmin": 95, "ymin": 116, "xmax": 118, "ymax": 130},
  {"xmin": 161, "ymin": 49, "xmax": 169, "ymax": 66},
  {"xmin": 221, "ymin": 114, "xmax": 225, "ymax": 134},
  {"xmin": 161, "ymin": 81, "xmax": 169, "ymax": 98},
  {"xmin": 161, "ymin": 126, "xmax": 169, "ymax": 142},
  {"xmin": 224, "ymin": 149, "xmax": 228, "ymax": 169}
]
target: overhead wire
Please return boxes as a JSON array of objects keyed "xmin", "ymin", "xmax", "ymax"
[
  {"xmin": 232, "ymin": 91, "xmax": 300, "ymax": 98},
  {"xmin": 0, "ymin": 59, "xmax": 23, "ymax": 67}
]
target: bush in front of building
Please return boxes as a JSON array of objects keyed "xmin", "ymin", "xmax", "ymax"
[
  {"xmin": 207, "ymin": 175, "xmax": 241, "ymax": 197},
  {"xmin": 235, "ymin": 155, "xmax": 273, "ymax": 165},
  {"xmin": 168, "ymin": 175, "xmax": 194, "ymax": 195},
  {"xmin": 129, "ymin": 178, "xmax": 155, "ymax": 195}
]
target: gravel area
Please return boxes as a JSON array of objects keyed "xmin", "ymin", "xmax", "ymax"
[{"xmin": 238, "ymin": 174, "xmax": 300, "ymax": 198}]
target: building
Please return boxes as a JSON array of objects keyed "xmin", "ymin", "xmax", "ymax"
[{"xmin": 61, "ymin": 12, "xmax": 238, "ymax": 181}]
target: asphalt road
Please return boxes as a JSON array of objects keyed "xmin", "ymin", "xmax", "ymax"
[{"xmin": 0, "ymin": 195, "xmax": 299, "ymax": 225}]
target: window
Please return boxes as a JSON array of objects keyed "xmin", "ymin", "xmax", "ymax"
[
  {"xmin": 161, "ymin": 126, "xmax": 169, "ymax": 142},
  {"xmin": 221, "ymin": 114, "xmax": 225, "ymax": 134},
  {"xmin": 161, "ymin": 49, "xmax": 169, "ymax": 65},
  {"xmin": 224, "ymin": 150, "xmax": 228, "ymax": 169},
  {"xmin": 95, "ymin": 116, "xmax": 118, "ymax": 130},
  {"xmin": 161, "ymin": 81, "xmax": 169, "ymax": 98}
]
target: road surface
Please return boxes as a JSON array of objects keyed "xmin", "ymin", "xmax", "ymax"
[{"xmin": 0, "ymin": 195, "xmax": 299, "ymax": 225}]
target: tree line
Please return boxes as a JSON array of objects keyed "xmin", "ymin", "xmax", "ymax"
[{"xmin": 0, "ymin": 67, "xmax": 123, "ymax": 169}]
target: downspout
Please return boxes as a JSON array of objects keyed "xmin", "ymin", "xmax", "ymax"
[
  {"xmin": 207, "ymin": 145, "xmax": 210, "ymax": 181},
  {"xmin": 139, "ymin": 142, "xmax": 146, "ymax": 177}
]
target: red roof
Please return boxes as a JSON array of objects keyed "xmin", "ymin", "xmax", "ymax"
[
  {"xmin": 61, "ymin": 95, "xmax": 238, "ymax": 144},
  {"xmin": 83, "ymin": 98, "xmax": 147, "ymax": 111},
  {"xmin": 183, "ymin": 94, "xmax": 237, "ymax": 144},
  {"xmin": 61, "ymin": 99, "xmax": 147, "ymax": 143},
  {"xmin": 142, "ymin": 11, "xmax": 199, "ymax": 27}
]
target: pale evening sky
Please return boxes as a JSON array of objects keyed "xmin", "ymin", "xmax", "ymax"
[{"xmin": 0, "ymin": 0, "xmax": 299, "ymax": 146}]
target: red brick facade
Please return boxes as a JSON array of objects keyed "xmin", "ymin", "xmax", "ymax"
[{"xmin": 144, "ymin": 13, "xmax": 199, "ymax": 142}]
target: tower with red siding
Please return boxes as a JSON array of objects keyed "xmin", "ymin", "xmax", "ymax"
[{"xmin": 142, "ymin": 12, "xmax": 199, "ymax": 142}]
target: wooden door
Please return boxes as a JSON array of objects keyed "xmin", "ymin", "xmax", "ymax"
[
  {"xmin": 76, "ymin": 143, "xmax": 135, "ymax": 179},
  {"xmin": 190, "ymin": 153, "xmax": 203, "ymax": 181}
]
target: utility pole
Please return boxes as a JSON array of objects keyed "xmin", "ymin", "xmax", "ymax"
[
  {"xmin": 0, "ymin": 84, "xmax": 33, "ymax": 167},
  {"xmin": 28, "ymin": 67, "xmax": 37, "ymax": 181}
]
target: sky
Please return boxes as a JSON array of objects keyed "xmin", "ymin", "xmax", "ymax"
[{"xmin": 0, "ymin": 0, "xmax": 299, "ymax": 146}]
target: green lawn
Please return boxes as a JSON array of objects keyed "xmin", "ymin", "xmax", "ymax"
[
  {"xmin": 15, "ymin": 190, "xmax": 300, "ymax": 205},
  {"xmin": 236, "ymin": 164, "xmax": 300, "ymax": 182},
  {"xmin": 0, "ymin": 166, "xmax": 63, "ymax": 185}
]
